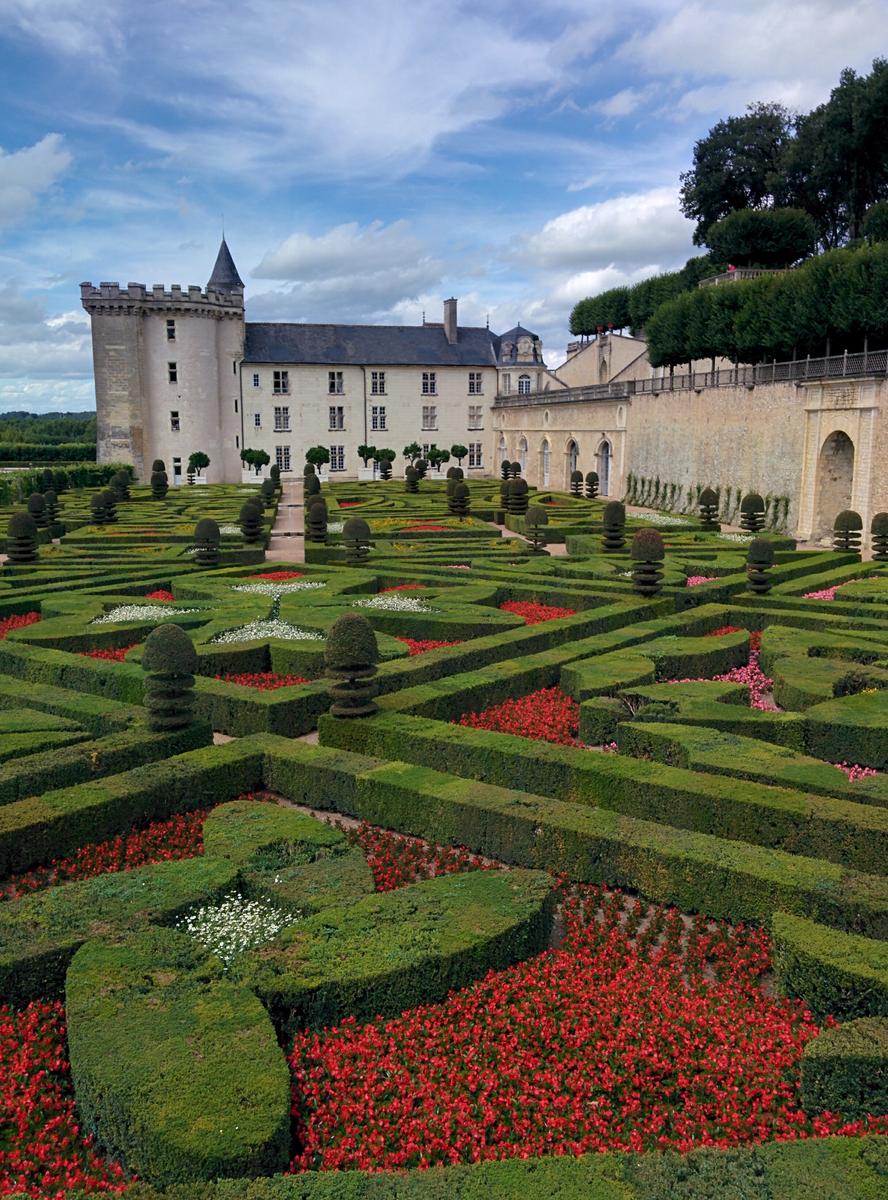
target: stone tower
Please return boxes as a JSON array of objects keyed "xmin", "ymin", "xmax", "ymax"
[{"xmin": 81, "ymin": 239, "xmax": 246, "ymax": 481}]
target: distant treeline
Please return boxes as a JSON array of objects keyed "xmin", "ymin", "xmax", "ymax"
[
  {"xmin": 0, "ymin": 443, "xmax": 97, "ymax": 463},
  {"xmin": 0, "ymin": 411, "xmax": 96, "ymax": 445}
]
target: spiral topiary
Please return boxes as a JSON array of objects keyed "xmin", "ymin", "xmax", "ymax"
[
  {"xmin": 239, "ymin": 501, "xmax": 264, "ymax": 544},
  {"xmin": 43, "ymin": 489, "xmax": 60, "ymax": 524},
  {"xmin": 152, "ymin": 459, "xmax": 166, "ymax": 474},
  {"xmin": 193, "ymin": 517, "xmax": 220, "ymax": 567},
  {"xmin": 325, "ymin": 612, "xmax": 379, "ymax": 718},
  {"xmin": 90, "ymin": 490, "xmax": 117, "ymax": 525},
  {"xmin": 509, "ymin": 461, "xmax": 521, "ymax": 479},
  {"xmin": 740, "ymin": 493, "xmax": 766, "ymax": 533},
  {"xmin": 601, "ymin": 500, "xmax": 626, "ymax": 551},
  {"xmin": 526, "ymin": 504, "xmax": 548, "ymax": 553},
  {"xmin": 141, "ymin": 624, "xmax": 198, "ymax": 732},
  {"xmin": 151, "ymin": 470, "xmax": 169, "ymax": 499},
  {"xmin": 6, "ymin": 511, "xmax": 38, "ymax": 563},
  {"xmin": 305, "ymin": 473, "xmax": 321, "ymax": 499},
  {"xmin": 585, "ymin": 471, "xmax": 599, "ymax": 500},
  {"xmin": 307, "ymin": 498, "xmax": 328, "ymax": 544},
  {"xmin": 343, "ymin": 516, "xmax": 371, "ymax": 566},
  {"xmin": 110, "ymin": 470, "xmax": 131, "ymax": 502},
  {"xmin": 508, "ymin": 477, "xmax": 529, "ymax": 515},
  {"xmin": 698, "ymin": 487, "xmax": 720, "ymax": 531},
  {"xmin": 27, "ymin": 492, "xmax": 48, "ymax": 529},
  {"xmin": 630, "ymin": 528, "xmax": 665, "ymax": 597},
  {"xmin": 451, "ymin": 481, "xmax": 470, "ymax": 520},
  {"xmin": 872, "ymin": 512, "xmax": 888, "ymax": 562},
  {"xmin": 746, "ymin": 537, "xmax": 775, "ymax": 594},
  {"xmin": 501, "ymin": 460, "xmax": 511, "ymax": 481},
  {"xmin": 404, "ymin": 466, "xmax": 419, "ymax": 494},
  {"xmin": 570, "ymin": 469, "xmax": 583, "ymax": 497},
  {"xmin": 833, "ymin": 509, "xmax": 863, "ymax": 553}
]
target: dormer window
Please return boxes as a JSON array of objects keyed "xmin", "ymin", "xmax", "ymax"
[{"xmin": 518, "ymin": 374, "xmax": 531, "ymax": 395}]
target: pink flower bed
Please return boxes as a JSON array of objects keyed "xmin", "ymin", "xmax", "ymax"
[{"xmin": 686, "ymin": 575, "xmax": 718, "ymax": 587}]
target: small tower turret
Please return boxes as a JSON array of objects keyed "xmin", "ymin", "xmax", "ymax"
[{"xmin": 207, "ymin": 238, "xmax": 244, "ymax": 296}]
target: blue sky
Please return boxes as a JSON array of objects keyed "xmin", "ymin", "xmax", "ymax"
[{"xmin": 0, "ymin": 0, "xmax": 885, "ymax": 412}]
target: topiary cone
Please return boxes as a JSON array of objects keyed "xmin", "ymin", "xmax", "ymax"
[
  {"xmin": 142, "ymin": 624, "xmax": 198, "ymax": 732},
  {"xmin": 100, "ymin": 490, "xmax": 118, "ymax": 523},
  {"xmin": 630, "ymin": 528, "xmax": 665, "ymax": 596},
  {"xmin": 871, "ymin": 512, "xmax": 888, "ymax": 562},
  {"xmin": 110, "ymin": 470, "xmax": 130, "ymax": 502},
  {"xmin": 508, "ymin": 477, "xmax": 529, "ymax": 515},
  {"xmin": 500, "ymin": 460, "xmax": 511, "ymax": 481},
  {"xmin": 451, "ymin": 481, "xmax": 470, "ymax": 520},
  {"xmin": 740, "ymin": 493, "xmax": 765, "ymax": 533},
  {"xmin": 698, "ymin": 487, "xmax": 720, "ymax": 531},
  {"xmin": 585, "ymin": 471, "xmax": 599, "ymax": 500},
  {"xmin": 746, "ymin": 537, "xmax": 775, "ymax": 594},
  {"xmin": 324, "ymin": 612, "xmax": 379, "ymax": 717},
  {"xmin": 27, "ymin": 492, "xmax": 48, "ymax": 529},
  {"xmin": 404, "ymin": 466, "xmax": 418, "ymax": 494},
  {"xmin": 239, "ymin": 501, "xmax": 264, "ymax": 544},
  {"xmin": 152, "ymin": 459, "xmax": 166, "ymax": 474},
  {"xmin": 151, "ymin": 470, "xmax": 169, "ymax": 499},
  {"xmin": 833, "ymin": 509, "xmax": 863, "ymax": 554},
  {"xmin": 570, "ymin": 469, "xmax": 583, "ymax": 497},
  {"xmin": 343, "ymin": 516, "xmax": 371, "ymax": 566},
  {"xmin": 6, "ymin": 511, "xmax": 39, "ymax": 563},
  {"xmin": 526, "ymin": 504, "xmax": 548, "ymax": 553},
  {"xmin": 43, "ymin": 489, "xmax": 60, "ymax": 523},
  {"xmin": 305, "ymin": 474, "xmax": 321, "ymax": 499},
  {"xmin": 193, "ymin": 518, "xmax": 220, "ymax": 567},
  {"xmin": 601, "ymin": 500, "xmax": 626, "ymax": 551},
  {"xmin": 307, "ymin": 498, "xmax": 328, "ymax": 544}
]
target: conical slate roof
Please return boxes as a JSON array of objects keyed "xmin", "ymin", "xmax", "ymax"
[{"xmin": 207, "ymin": 238, "xmax": 244, "ymax": 292}]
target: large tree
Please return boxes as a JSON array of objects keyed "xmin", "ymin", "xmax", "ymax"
[{"xmin": 679, "ymin": 102, "xmax": 794, "ymax": 245}]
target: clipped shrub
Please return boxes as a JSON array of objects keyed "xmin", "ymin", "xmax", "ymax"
[
  {"xmin": 585, "ymin": 471, "xmax": 599, "ymax": 500},
  {"xmin": 26, "ymin": 492, "xmax": 48, "ymax": 529},
  {"xmin": 303, "ymin": 462, "xmax": 316, "ymax": 478},
  {"xmin": 43, "ymin": 489, "xmax": 60, "ymax": 523},
  {"xmin": 141, "ymin": 623, "xmax": 198, "ymax": 732},
  {"xmin": 526, "ymin": 504, "xmax": 548, "ymax": 553},
  {"xmin": 260, "ymin": 477, "xmax": 276, "ymax": 506},
  {"xmin": 740, "ymin": 493, "xmax": 766, "ymax": 533},
  {"xmin": 90, "ymin": 490, "xmax": 117, "ymax": 525},
  {"xmin": 500, "ymin": 459, "xmax": 510, "ymax": 480},
  {"xmin": 150, "ymin": 470, "xmax": 169, "ymax": 500},
  {"xmin": 834, "ymin": 509, "xmax": 863, "ymax": 553},
  {"xmin": 404, "ymin": 466, "xmax": 419, "ymax": 494},
  {"xmin": 746, "ymin": 537, "xmax": 775, "ymax": 594},
  {"xmin": 343, "ymin": 516, "xmax": 371, "ymax": 566},
  {"xmin": 508, "ymin": 477, "xmax": 529, "ymax": 516},
  {"xmin": 325, "ymin": 612, "xmax": 379, "ymax": 717},
  {"xmin": 270, "ymin": 463, "xmax": 281, "ymax": 486},
  {"xmin": 630, "ymin": 528, "xmax": 665, "ymax": 597},
  {"xmin": 6, "ymin": 511, "xmax": 38, "ymax": 563},
  {"xmin": 801, "ymin": 1018, "xmax": 888, "ymax": 1120},
  {"xmin": 307, "ymin": 498, "xmax": 328, "ymax": 544},
  {"xmin": 446, "ymin": 465, "xmax": 463, "ymax": 481},
  {"xmin": 451, "ymin": 481, "xmax": 470, "ymax": 520},
  {"xmin": 698, "ymin": 487, "xmax": 720, "ymax": 531},
  {"xmin": 414, "ymin": 458, "xmax": 429, "ymax": 480},
  {"xmin": 872, "ymin": 512, "xmax": 888, "ymax": 562},
  {"xmin": 377, "ymin": 453, "xmax": 393, "ymax": 481},
  {"xmin": 239, "ymin": 501, "xmax": 264, "ymax": 544},
  {"xmin": 569, "ymin": 469, "xmax": 583, "ymax": 497},
  {"xmin": 110, "ymin": 470, "xmax": 131, "ymax": 502},
  {"xmin": 305, "ymin": 474, "xmax": 321, "ymax": 499},
  {"xmin": 151, "ymin": 459, "xmax": 166, "ymax": 473},
  {"xmin": 193, "ymin": 517, "xmax": 220, "ymax": 567},
  {"xmin": 509, "ymin": 461, "xmax": 521, "ymax": 478},
  {"xmin": 601, "ymin": 500, "xmax": 626, "ymax": 551}
]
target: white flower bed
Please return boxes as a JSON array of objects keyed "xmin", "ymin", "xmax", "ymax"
[
  {"xmin": 719, "ymin": 532, "xmax": 754, "ymax": 544},
  {"xmin": 353, "ymin": 594, "xmax": 437, "ymax": 613},
  {"xmin": 219, "ymin": 524, "xmax": 242, "ymax": 535},
  {"xmin": 211, "ymin": 619, "xmax": 323, "ymax": 644},
  {"xmin": 232, "ymin": 581, "xmax": 327, "ymax": 595},
  {"xmin": 327, "ymin": 521, "xmax": 344, "ymax": 534},
  {"xmin": 634, "ymin": 512, "xmax": 690, "ymax": 527},
  {"xmin": 175, "ymin": 893, "xmax": 294, "ymax": 965},
  {"xmin": 91, "ymin": 604, "xmax": 197, "ymax": 625}
]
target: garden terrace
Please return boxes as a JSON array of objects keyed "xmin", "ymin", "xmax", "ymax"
[{"xmin": 1, "ymin": 474, "xmax": 888, "ymax": 1197}]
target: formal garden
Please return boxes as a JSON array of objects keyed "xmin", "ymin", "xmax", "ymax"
[{"xmin": 1, "ymin": 461, "xmax": 888, "ymax": 1199}]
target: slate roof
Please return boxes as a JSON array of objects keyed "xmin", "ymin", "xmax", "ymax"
[
  {"xmin": 499, "ymin": 323, "xmax": 538, "ymax": 342},
  {"xmin": 243, "ymin": 322, "xmax": 501, "ymax": 367},
  {"xmin": 207, "ymin": 239, "xmax": 244, "ymax": 291}
]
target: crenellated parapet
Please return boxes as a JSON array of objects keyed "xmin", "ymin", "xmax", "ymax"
[{"xmin": 80, "ymin": 281, "xmax": 244, "ymax": 318}]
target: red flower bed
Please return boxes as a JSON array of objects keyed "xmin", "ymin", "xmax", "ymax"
[
  {"xmin": 144, "ymin": 589, "xmax": 175, "ymax": 602},
  {"xmin": 458, "ymin": 686, "xmax": 581, "ymax": 746},
  {"xmin": 381, "ymin": 583, "xmax": 427, "ymax": 592},
  {"xmin": 396, "ymin": 637, "xmax": 463, "ymax": 657},
  {"xmin": 80, "ymin": 644, "xmax": 138, "ymax": 663},
  {"xmin": 216, "ymin": 671, "xmax": 311, "ymax": 690},
  {"xmin": 0, "ymin": 999, "xmax": 128, "ymax": 1199},
  {"xmin": 249, "ymin": 570, "xmax": 304, "ymax": 581},
  {"xmin": 499, "ymin": 600, "xmax": 576, "ymax": 625},
  {"xmin": 342, "ymin": 822, "xmax": 493, "ymax": 892},
  {"xmin": 338, "ymin": 501, "xmax": 363, "ymax": 509},
  {"xmin": 0, "ymin": 612, "xmax": 40, "ymax": 639},
  {"xmin": 289, "ymin": 888, "xmax": 888, "ymax": 1172}
]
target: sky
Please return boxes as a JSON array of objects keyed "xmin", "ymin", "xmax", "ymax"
[{"xmin": 0, "ymin": 0, "xmax": 886, "ymax": 413}]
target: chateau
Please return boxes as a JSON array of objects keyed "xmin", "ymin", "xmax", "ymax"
[{"xmin": 83, "ymin": 240, "xmax": 888, "ymax": 548}]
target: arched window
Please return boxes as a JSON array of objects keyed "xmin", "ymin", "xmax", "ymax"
[
  {"xmin": 567, "ymin": 439, "xmax": 579, "ymax": 475},
  {"xmin": 518, "ymin": 436, "xmax": 528, "ymax": 475},
  {"xmin": 541, "ymin": 440, "xmax": 550, "ymax": 487},
  {"xmin": 599, "ymin": 358, "xmax": 609, "ymax": 383},
  {"xmin": 498, "ymin": 435, "xmax": 507, "ymax": 462},
  {"xmin": 597, "ymin": 439, "xmax": 612, "ymax": 497},
  {"xmin": 518, "ymin": 374, "xmax": 531, "ymax": 395}
]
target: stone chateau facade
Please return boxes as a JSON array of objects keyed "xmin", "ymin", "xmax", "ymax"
[{"xmin": 82, "ymin": 241, "xmax": 888, "ymax": 547}]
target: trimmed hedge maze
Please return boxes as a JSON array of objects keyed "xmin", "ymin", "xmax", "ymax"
[{"xmin": 2, "ymin": 473, "xmax": 888, "ymax": 1198}]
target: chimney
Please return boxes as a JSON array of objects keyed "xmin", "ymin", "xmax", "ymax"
[{"xmin": 443, "ymin": 297, "xmax": 458, "ymax": 345}]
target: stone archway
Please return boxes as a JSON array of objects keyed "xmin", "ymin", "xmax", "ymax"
[
  {"xmin": 518, "ymin": 436, "xmax": 528, "ymax": 475},
  {"xmin": 540, "ymin": 439, "xmax": 551, "ymax": 487},
  {"xmin": 597, "ymin": 439, "xmax": 612, "ymax": 497},
  {"xmin": 814, "ymin": 430, "xmax": 855, "ymax": 540}
]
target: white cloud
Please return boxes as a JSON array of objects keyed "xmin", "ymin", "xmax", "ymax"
[
  {"xmin": 254, "ymin": 221, "xmax": 430, "ymax": 281},
  {"xmin": 0, "ymin": 0, "xmax": 123, "ymax": 57},
  {"xmin": 0, "ymin": 134, "xmax": 71, "ymax": 228},
  {"xmin": 525, "ymin": 187, "xmax": 695, "ymax": 271},
  {"xmin": 592, "ymin": 86, "xmax": 655, "ymax": 118},
  {"xmin": 0, "ymin": 283, "xmax": 92, "ymax": 385}
]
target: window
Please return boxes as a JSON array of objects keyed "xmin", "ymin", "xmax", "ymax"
[
  {"xmin": 273, "ymin": 370, "xmax": 289, "ymax": 395},
  {"xmin": 166, "ymin": 319, "xmax": 176, "ymax": 341},
  {"xmin": 172, "ymin": 456, "xmax": 182, "ymax": 480},
  {"xmin": 329, "ymin": 445, "xmax": 345, "ymax": 471},
  {"xmin": 273, "ymin": 405, "xmax": 290, "ymax": 432},
  {"xmin": 502, "ymin": 373, "xmax": 511, "ymax": 393},
  {"xmin": 422, "ymin": 371, "xmax": 437, "ymax": 395},
  {"xmin": 252, "ymin": 372, "xmax": 260, "ymax": 388},
  {"xmin": 468, "ymin": 371, "xmax": 482, "ymax": 394},
  {"xmin": 371, "ymin": 371, "xmax": 386, "ymax": 395},
  {"xmin": 328, "ymin": 405, "xmax": 345, "ymax": 431},
  {"xmin": 328, "ymin": 370, "xmax": 344, "ymax": 394},
  {"xmin": 371, "ymin": 405, "xmax": 386, "ymax": 431},
  {"xmin": 468, "ymin": 443, "xmax": 483, "ymax": 469},
  {"xmin": 254, "ymin": 412, "xmax": 261, "ymax": 428},
  {"xmin": 422, "ymin": 404, "xmax": 437, "ymax": 430},
  {"xmin": 518, "ymin": 374, "xmax": 531, "ymax": 395},
  {"xmin": 468, "ymin": 404, "xmax": 483, "ymax": 429},
  {"xmin": 235, "ymin": 435, "xmax": 240, "ymax": 449},
  {"xmin": 422, "ymin": 443, "xmax": 436, "ymax": 460},
  {"xmin": 275, "ymin": 445, "xmax": 291, "ymax": 471},
  {"xmin": 168, "ymin": 361, "xmax": 178, "ymax": 383},
  {"xmin": 234, "ymin": 396, "xmax": 238, "ymax": 413},
  {"xmin": 170, "ymin": 410, "xmax": 180, "ymax": 432}
]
